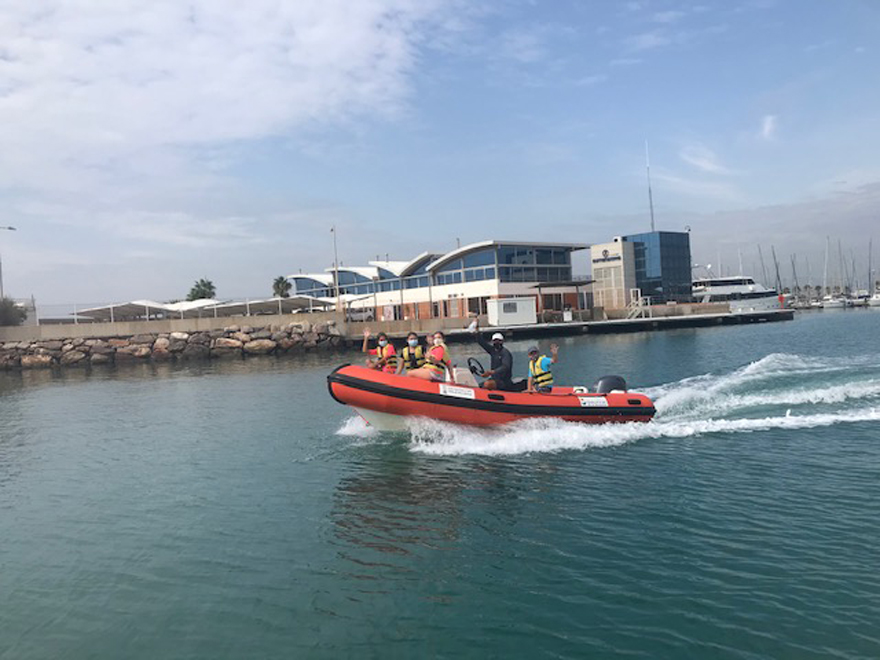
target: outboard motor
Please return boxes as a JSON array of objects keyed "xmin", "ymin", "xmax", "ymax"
[{"xmin": 594, "ymin": 375, "xmax": 627, "ymax": 394}]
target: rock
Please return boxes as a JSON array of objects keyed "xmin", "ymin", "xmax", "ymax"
[
  {"xmin": 90, "ymin": 344, "xmax": 114, "ymax": 355},
  {"xmin": 71, "ymin": 337, "xmax": 86, "ymax": 347},
  {"xmin": 170, "ymin": 331, "xmax": 190, "ymax": 341},
  {"xmin": 21, "ymin": 354, "xmax": 53, "ymax": 369},
  {"xmin": 3, "ymin": 342, "xmax": 19, "ymax": 350},
  {"xmin": 180, "ymin": 343, "xmax": 210, "ymax": 360},
  {"xmin": 168, "ymin": 340, "xmax": 188, "ymax": 353},
  {"xmin": 90, "ymin": 353, "xmax": 111, "ymax": 365},
  {"xmin": 1, "ymin": 353, "xmax": 21, "ymax": 369},
  {"xmin": 277, "ymin": 337, "xmax": 297, "ymax": 351},
  {"xmin": 85, "ymin": 339, "xmax": 108, "ymax": 348},
  {"xmin": 288, "ymin": 321, "xmax": 311, "ymax": 334},
  {"xmin": 327, "ymin": 324, "xmax": 342, "ymax": 336},
  {"xmin": 108, "ymin": 338, "xmax": 130, "ymax": 347},
  {"xmin": 327, "ymin": 319, "xmax": 336, "ymax": 327},
  {"xmin": 289, "ymin": 333, "xmax": 304, "ymax": 345},
  {"xmin": 153, "ymin": 337, "xmax": 170, "ymax": 351},
  {"xmin": 269, "ymin": 324, "xmax": 281, "ymax": 332},
  {"xmin": 16, "ymin": 341, "xmax": 31, "ymax": 350},
  {"xmin": 61, "ymin": 343, "xmax": 76, "ymax": 353},
  {"xmin": 130, "ymin": 334, "xmax": 156, "ymax": 344},
  {"xmin": 117, "ymin": 345, "xmax": 152, "ymax": 359},
  {"xmin": 313, "ymin": 323, "xmax": 328, "ymax": 336},
  {"xmin": 151, "ymin": 348, "xmax": 173, "ymax": 361},
  {"xmin": 231, "ymin": 332, "xmax": 251, "ymax": 343},
  {"xmin": 243, "ymin": 339, "xmax": 276, "ymax": 355},
  {"xmin": 210, "ymin": 347, "xmax": 241, "ymax": 359},
  {"xmin": 37, "ymin": 340, "xmax": 64, "ymax": 351},
  {"xmin": 213, "ymin": 337, "xmax": 243, "ymax": 349},
  {"xmin": 60, "ymin": 350, "xmax": 87, "ymax": 365},
  {"xmin": 187, "ymin": 332, "xmax": 210, "ymax": 345},
  {"xmin": 241, "ymin": 325, "xmax": 254, "ymax": 334},
  {"xmin": 270, "ymin": 331, "xmax": 288, "ymax": 342},
  {"xmin": 34, "ymin": 347, "xmax": 61, "ymax": 358},
  {"xmin": 209, "ymin": 329, "xmax": 226, "ymax": 339},
  {"xmin": 250, "ymin": 330, "xmax": 273, "ymax": 340},
  {"xmin": 223, "ymin": 325, "xmax": 240, "ymax": 333}
]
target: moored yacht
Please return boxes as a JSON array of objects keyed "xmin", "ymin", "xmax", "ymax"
[
  {"xmin": 869, "ymin": 292, "xmax": 880, "ymax": 307},
  {"xmin": 692, "ymin": 276, "xmax": 782, "ymax": 313}
]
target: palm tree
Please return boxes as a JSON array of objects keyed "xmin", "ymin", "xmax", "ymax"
[
  {"xmin": 0, "ymin": 297, "xmax": 26, "ymax": 326},
  {"xmin": 272, "ymin": 276, "xmax": 292, "ymax": 298},
  {"xmin": 187, "ymin": 278, "xmax": 216, "ymax": 301}
]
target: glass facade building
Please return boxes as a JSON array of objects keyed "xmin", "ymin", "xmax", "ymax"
[{"xmin": 623, "ymin": 231, "xmax": 692, "ymax": 303}]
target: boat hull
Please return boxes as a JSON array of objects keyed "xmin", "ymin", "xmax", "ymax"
[{"xmin": 327, "ymin": 365, "xmax": 656, "ymax": 429}]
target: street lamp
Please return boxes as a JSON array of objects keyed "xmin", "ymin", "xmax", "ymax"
[{"xmin": 0, "ymin": 225, "xmax": 16, "ymax": 299}]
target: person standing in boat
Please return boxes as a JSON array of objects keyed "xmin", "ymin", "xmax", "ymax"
[
  {"xmin": 362, "ymin": 328, "xmax": 398, "ymax": 373},
  {"xmin": 400, "ymin": 332, "xmax": 427, "ymax": 373},
  {"xmin": 407, "ymin": 331, "xmax": 451, "ymax": 381},
  {"xmin": 527, "ymin": 344, "xmax": 558, "ymax": 393}
]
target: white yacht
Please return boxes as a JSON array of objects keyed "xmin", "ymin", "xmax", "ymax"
[
  {"xmin": 820, "ymin": 295, "xmax": 846, "ymax": 309},
  {"xmin": 692, "ymin": 276, "xmax": 782, "ymax": 313},
  {"xmin": 869, "ymin": 292, "xmax": 880, "ymax": 308}
]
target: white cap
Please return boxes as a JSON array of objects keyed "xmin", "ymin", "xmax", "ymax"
[{"xmin": 491, "ymin": 332, "xmax": 504, "ymax": 341}]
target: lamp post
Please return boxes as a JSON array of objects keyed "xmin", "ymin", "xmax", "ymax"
[
  {"xmin": 330, "ymin": 225, "xmax": 341, "ymax": 320},
  {"xmin": 0, "ymin": 225, "xmax": 16, "ymax": 299}
]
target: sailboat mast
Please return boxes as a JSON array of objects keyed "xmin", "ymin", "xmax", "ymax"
[
  {"xmin": 822, "ymin": 237, "xmax": 829, "ymax": 296},
  {"xmin": 645, "ymin": 141, "xmax": 655, "ymax": 233},
  {"xmin": 771, "ymin": 245, "xmax": 783, "ymax": 293},
  {"xmin": 758, "ymin": 245, "xmax": 769, "ymax": 286}
]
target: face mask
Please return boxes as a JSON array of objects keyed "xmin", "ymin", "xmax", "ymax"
[
  {"xmin": 408, "ymin": 339, "xmax": 418, "ymax": 347},
  {"xmin": 433, "ymin": 338, "xmax": 443, "ymax": 346},
  {"xmin": 378, "ymin": 339, "xmax": 388, "ymax": 347},
  {"xmin": 493, "ymin": 342, "xmax": 503, "ymax": 351}
]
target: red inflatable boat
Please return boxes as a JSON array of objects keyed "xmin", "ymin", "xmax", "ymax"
[{"xmin": 327, "ymin": 364, "xmax": 655, "ymax": 430}]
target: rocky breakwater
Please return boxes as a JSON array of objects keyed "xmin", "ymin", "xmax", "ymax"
[{"xmin": 0, "ymin": 321, "xmax": 343, "ymax": 370}]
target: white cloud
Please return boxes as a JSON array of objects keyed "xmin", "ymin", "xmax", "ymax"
[
  {"xmin": 497, "ymin": 28, "xmax": 546, "ymax": 64},
  {"xmin": 679, "ymin": 144, "xmax": 734, "ymax": 175},
  {"xmin": 761, "ymin": 114, "xmax": 778, "ymax": 140},
  {"xmin": 624, "ymin": 31, "xmax": 672, "ymax": 52},
  {"xmin": 575, "ymin": 74, "xmax": 608, "ymax": 87},
  {"xmin": 653, "ymin": 11, "xmax": 686, "ymax": 23},
  {"xmin": 0, "ymin": 0, "xmax": 465, "ymax": 300},
  {"xmin": 654, "ymin": 171, "xmax": 742, "ymax": 202},
  {"xmin": 0, "ymin": 0, "xmax": 456, "ymax": 195}
]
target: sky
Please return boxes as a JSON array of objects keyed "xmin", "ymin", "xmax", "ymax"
[{"xmin": 1, "ymin": 0, "xmax": 879, "ymax": 306}]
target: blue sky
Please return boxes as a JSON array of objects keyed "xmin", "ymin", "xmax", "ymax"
[{"xmin": 1, "ymin": 0, "xmax": 879, "ymax": 305}]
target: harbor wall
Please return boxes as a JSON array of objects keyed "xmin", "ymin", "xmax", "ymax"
[{"xmin": 0, "ymin": 319, "xmax": 347, "ymax": 370}]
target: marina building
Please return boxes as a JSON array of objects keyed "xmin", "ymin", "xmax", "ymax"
[
  {"xmin": 589, "ymin": 231, "xmax": 693, "ymax": 309},
  {"xmin": 289, "ymin": 241, "xmax": 589, "ymax": 321}
]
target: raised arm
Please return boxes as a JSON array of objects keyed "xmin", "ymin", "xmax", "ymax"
[
  {"xmin": 550, "ymin": 343, "xmax": 559, "ymax": 364},
  {"xmin": 362, "ymin": 328, "xmax": 371, "ymax": 353}
]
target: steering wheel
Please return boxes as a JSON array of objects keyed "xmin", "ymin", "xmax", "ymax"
[{"xmin": 467, "ymin": 357, "xmax": 486, "ymax": 378}]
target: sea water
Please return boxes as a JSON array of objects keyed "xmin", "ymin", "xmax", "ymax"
[{"xmin": 1, "ymin": 310, "xmax": 879, "ymax": 658}]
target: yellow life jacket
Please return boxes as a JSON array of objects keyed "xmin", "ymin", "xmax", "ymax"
[
  {"xmin": 427, "ymin": 342, "xmax": 451, "ymax": 375},
  {"xmin": 529, "ymin": 355, "xmax": 553, "ymax": 388},
  {"xmin": 402, "ymin": 344, "xmax": 426, "ymax": 371},
  {"xmin": 376, "ymin": 343, "xmax": 398, "ymax": 371}
]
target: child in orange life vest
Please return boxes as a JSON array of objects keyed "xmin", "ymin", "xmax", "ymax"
[
  {"xmin": 362, "ymin": 328, "xmax": 398, "ymax": 373},
  {"xmin": 407, "ymin": 331, "xmax": 452, "ymax": 382}
]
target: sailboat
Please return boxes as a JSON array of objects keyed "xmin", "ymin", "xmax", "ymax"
[{"xmin": 820, "ymin": 238, "xmax": 845, "ymax": 309}]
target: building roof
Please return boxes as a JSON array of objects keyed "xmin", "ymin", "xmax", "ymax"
[
  {"xmin": 208, "ymin": 296, "xmax": 332, "ymax": 316},
  {"xmin": 426, "ymin": 240, "xmax": 589, "ymax": 273},
  {"xmin": 287, "ymin": 272, "xmax": 334, "ymax": 285},
  {"xmin": 324, "ymin": 265, "xmax": 379, "ymax": 280},
  {"xmin": 368, "ymin": 260, "xmax": 411, "ymax": 277},
  {"xmin": 398, "ymin": 251, "xmax": 444, "ymax": 277},
  {"xmin": 75, "ymin": 298, "xmax": 221, "ymax": 321}
]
